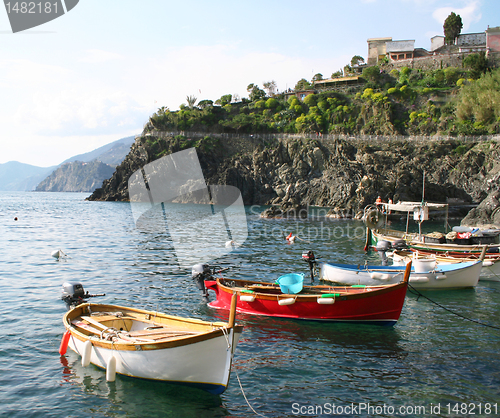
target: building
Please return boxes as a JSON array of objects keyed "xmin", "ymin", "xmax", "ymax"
[
  {"xmin": 368, "ymin": 25, "xmax": 500, "ymax": 65},
  {"xmin": 386, "ymin": 40, "xmax": 415, "ymax": 61},
  {"xmin": 313, "ymin": 76, "xmax": 365, "ymax": 92},
  {"xmin": 486, "ymin": 26, "xmax": 500, "ymax": 55},
  {"xmin": 367, "ymin": 37, "xmax": 392, "ymax": 65}
]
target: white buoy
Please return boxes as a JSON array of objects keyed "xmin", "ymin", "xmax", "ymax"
[
  {"xmin": 317, "ymin": 297, "xmax": 335, "ymax": 305},
  {"xmin": 81, "ymin": 340, "xmax": 92, "ymax": 367},
  {"xmin": 240, "ymin": 294, "xmax": 256, "ymax": 302},
  {"xmin": 278, "ymin": 297, "xmax": 296, "ymax": 306},
  {"xmin": 51, "ymin": 249, "xmax": 68, "ymax": 259},
  {"xmin": 106, "ymin": 356, "xmax": 117, "ymax": 382}
]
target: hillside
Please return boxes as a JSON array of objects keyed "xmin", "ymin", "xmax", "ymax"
[
  {"xmin": 146, "ymin": 63, "xmax": 500, "ymax": 138},
  {"xmin": 88, "ymin": 133, "xmax": 500, "ymax": 226},
  {"xmin": 0, "ymin": 162, "xmax": 55, "ymax": 191},
  {"xmin": 36, "ymin": 160, "xmax": 116, "ymax": 192}
]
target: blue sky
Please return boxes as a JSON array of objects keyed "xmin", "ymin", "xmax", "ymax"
[{"xmin": 0, "ymin": 0, "xmax": 497, "ymax": 166}]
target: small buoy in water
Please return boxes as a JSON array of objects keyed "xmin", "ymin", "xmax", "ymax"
[
  {"xmin": 59, "ymin": 330, "xmax": 71, "ymax": 355},
  {"xmin": 51, "ymin": 249, "xmax": 67, "ymax": 259},
  {"xmin": 285, "ymin": 233, "xmax": 296, "ymax": 243},
  {"xmin": 106, "ymin": 356, "xmax": 117, "ymax": 382},
  {"xmin": 14, "ymin": 217, "xmax": 18, "ymax": 221},
  {"xmin": 225, "ymin": 240, "xmax": 240, "ymax": 248}
]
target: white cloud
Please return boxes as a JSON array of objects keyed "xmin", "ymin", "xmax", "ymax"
[{"xmin": 432, "ymin": 1, "xmax": 482, "ymax": 31}]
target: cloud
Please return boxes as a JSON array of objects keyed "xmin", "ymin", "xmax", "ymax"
[{"xmin": 432, "ymin": 1, "xmax": 482, "ymax": 31}]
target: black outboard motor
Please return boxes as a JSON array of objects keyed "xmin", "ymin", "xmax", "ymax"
[
  {"xmin": 392, "ymin": 239, "xmax": 407, "ymax": 251},
  {"xmin": 375, "ymin": 240, "xmax": 392, "ymax": 266},
  {"xmin": 61, "ymin": 282, "xmax": 105, "ymax": 310},
  {"xmin": 302, "ymin": 250, "xmax": 317, "ymax": 283},
  {"xmin": 192, "ymin": 263, "xmax": 212, "ymax": 300}
]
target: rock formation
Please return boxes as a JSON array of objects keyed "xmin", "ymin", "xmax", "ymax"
[{"xmin": 87, "ymin": 132, "xmax": 500, "ymax": 227}]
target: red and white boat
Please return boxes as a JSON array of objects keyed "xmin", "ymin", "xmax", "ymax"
[{"xmin": 202, "ymin": 262, "xmax": 411, "ymax": 326}]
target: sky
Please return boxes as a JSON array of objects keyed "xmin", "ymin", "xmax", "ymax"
[{"xmin": 0, "ymin": 0, "xmax": 497, "ymax": 167}]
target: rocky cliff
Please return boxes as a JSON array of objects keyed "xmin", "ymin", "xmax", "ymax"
[
  {"xmin": 36, "ymin": 160, "xmax": 115, "ymax": 192},
  {"xmin": 87, "ymin": 132, "xmax": 500, "ymax": 226}
]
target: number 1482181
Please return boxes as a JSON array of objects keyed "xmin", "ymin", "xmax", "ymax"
[{"xmin": 5, "ymin": 2, "xmax": 59, "ymax": 14}]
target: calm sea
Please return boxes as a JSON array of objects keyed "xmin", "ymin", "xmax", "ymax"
[{"xmin": 0, "ymin": 192, "xmax": 499, "ymax": 418}]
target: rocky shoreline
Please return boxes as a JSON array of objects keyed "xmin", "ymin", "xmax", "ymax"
[{"xmin": 88, "ymin": 132, "xmax": 500, "ymax": 227}]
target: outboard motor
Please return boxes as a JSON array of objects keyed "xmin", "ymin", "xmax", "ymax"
[
  {"xmin": 192, "ymin": 263, "xmax": 212, "ymax": 300},
  {"xmin": 61, "ymin": 282, "xmax": 105, "ymax": 310},
  {"xmin": 302, "ymin": 250, "xmax": 317, "ymax": 283},
  {"xmin": 375, "ymin": 240, "xmax": 392, "ymax": 266},
  {"xmin": 392, "ymin": 239, "xmax": 407, "ymax": 251}
]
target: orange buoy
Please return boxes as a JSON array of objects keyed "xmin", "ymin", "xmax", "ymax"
[{"xmin": 59, "ymin": 330, "xmax": 71, "ymax": 355}]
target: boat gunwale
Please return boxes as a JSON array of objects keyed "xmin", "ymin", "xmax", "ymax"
[
  {"xmin": 214, "ymin": 277, "xmax": 408, "ymax": 301},
  {"xmin": 63, "ymin": 303, "xmax": 243, "ymax": 351}
]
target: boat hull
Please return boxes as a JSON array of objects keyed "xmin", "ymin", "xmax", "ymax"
[
  {"xmin": 206, "ymin": 279, "xmax": 408, "ymax": 326},
  {"xmin": 63, "ymin": 303, "xmax": 243, "ymax": 395},
  {"xmin": 392, "ymin": 250, "xmax": 500, "ymax": 282},
  {"xmin": 320, "ymin": 260, "xmax": 482, "ymax": 289}
]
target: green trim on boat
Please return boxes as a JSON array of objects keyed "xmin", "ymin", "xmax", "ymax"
[
  {"xmin": 321, "ymin": 293, "xmax": 340, "ymax": 298},
  {"xmin": 351, "ymin": 285, "xmax": 366, "ymax": 288},
  {"xmin": 241, "ymin": 289, "xmax": 255, "ymax": 293}
]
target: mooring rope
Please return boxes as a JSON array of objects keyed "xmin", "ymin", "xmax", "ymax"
[
  {"xmin": 408, "ymin": 284, "xmax": 500, "ymax": 331},
  {"xmin": 234, "ymin": 367, "xmax": 268, "ymax": 418}
]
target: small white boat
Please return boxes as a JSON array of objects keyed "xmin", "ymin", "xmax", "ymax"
[
  {"xmin": 319, "ymin": 259, "xmax": 482, "ymax": 289},
  {"xmin": 60, "ymin": 283, "xmax": 243, "ymax": 395},
  {"xmin": 390, "ymin": 250, "xmax": 500, "ymax": 282}
]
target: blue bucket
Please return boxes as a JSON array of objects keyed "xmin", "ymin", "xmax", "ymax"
[{"xmin": 276, "ymin": 273, "xmax": 304, "ymax": 294}]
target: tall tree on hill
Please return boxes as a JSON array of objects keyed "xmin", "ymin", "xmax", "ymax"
[
  {"xmin": 263, "ymin": 80, "xmax": 277, "ymax": 96},
  {"xmin": 444, "ymin": 12, "xmax": 463, "ymax": 45}
]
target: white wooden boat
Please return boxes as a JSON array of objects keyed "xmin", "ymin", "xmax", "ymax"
[
  {"xmin": 319, "ymin": 259, "xmax": 482, "ymax": 289},
  {"xmin": 60, "ymin": 297, "xmax": 243, "ymax": 395},
  {"xmin": 390, "ymin": 250, "xmax": 500, "ymax": 282}
]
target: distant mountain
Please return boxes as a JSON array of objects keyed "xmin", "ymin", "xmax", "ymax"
[
  {"xmin": 0, "ymin": 135, "xmax": 135, "ymax": 192},
  {"xmin": 35, "ymin": 160, "xmax": 116, "ymax": 192},
  {"xmin": 61, "ymin": 136, "xmax": 135, "ymax": 166},
  {"xmin": 0, "ymin": 161, "xmax": 55, "ymax": 191}
]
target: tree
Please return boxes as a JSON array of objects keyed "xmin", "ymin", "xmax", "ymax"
[
  {"xmin": 263, "ymin": 80, "xmax": 277, "ymax": 96},
  {"xmin": 463, "ymin": 52, "xmax": 489, "ymax": 79},
  {"xmin": 331, "ymin": 70, "xmax": 343, "ymax": 78},
  {"xmin": 249, "ymin": 85, "xmax": 266, "ymax": 102},
  {"xmin": 362, "ymin": 65, "xmax": 381, "ymax": 84},
  {"xmin": 351, "ymin": 55, "xmax": 365, "ymax": 67},
  {"xmin": 216, "ymin": 94, "xmax": 232, "ymax": 106},
  {"xmin": 444, "ymin": 12, "xmax": 463, "ymax": 45},
  {"xmin": 312, "ymin": 73, "xmax": 323, "ymax": 82},
  {"xmin": 294, "ymin": 78, "xmax": 312, "ymax": 90},
  {"xmin": 186, "ymin": 95, "xmax": 197, "ymax": 108}
]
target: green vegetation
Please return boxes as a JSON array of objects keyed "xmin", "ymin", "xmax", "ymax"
[
  {"xmin": 147, "ymin": 60, "xmax": 500, "ymax": 138},
  {"xmin": 444, "ymin": 12, "xmax": 463, "ymax": 45}
]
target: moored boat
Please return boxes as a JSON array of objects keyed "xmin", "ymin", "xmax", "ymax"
[
  {"xmin": 390, "ymin": 250, "xmax": 500, "ymax": 282},
  {"xmin": 60, "ymin": 283, "xmax": 243, "ymax": 395},
  {"xmin": 202, "ymin": 262, "xmax": 411, "ymax": 326},
  {"xmin": 319, "ymin": 258, "xmax": 482, "ymax": 289},
  {"xmin": 364, "ymin": 201, "xmax": 500, "ymax": 256}
]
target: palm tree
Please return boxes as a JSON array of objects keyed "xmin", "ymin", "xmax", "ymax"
[{"xmin": 186, "ymin": 95, "xmax": 197, "ymax": 108}]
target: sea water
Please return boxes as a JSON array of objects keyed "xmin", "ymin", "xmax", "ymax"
[{"xmin": 0, "ymin": 192, "xmax": 499, "ymax": 418}]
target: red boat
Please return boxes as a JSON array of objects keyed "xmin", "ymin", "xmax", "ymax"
[{"xmin": 204, "ymin": 263, "xmax": 411, "ymax": 326}]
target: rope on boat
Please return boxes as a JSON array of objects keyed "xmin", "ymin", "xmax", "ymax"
[
  {"xmin": 408, "ymin": 284, "xmax": 500, "ymax": 331},
  {"xmin": 234, "ymin": 367, "xmax": 268, "ymax": 418}
]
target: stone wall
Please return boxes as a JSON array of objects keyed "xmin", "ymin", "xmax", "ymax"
[{"xmin": 381, "ymin": 53, "xmax": 464, "ymax": 71}]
